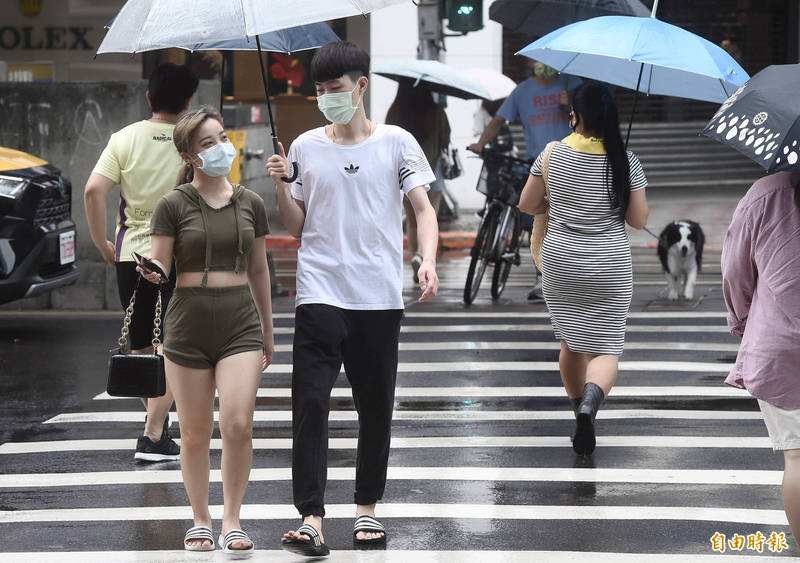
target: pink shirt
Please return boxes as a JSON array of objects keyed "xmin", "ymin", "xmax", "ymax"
[{"xmin": 722, "ymin": 172, "xmax": 800, "ymax": 408}]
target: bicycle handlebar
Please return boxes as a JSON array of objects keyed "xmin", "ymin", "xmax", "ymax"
[{"xmin": 467, "ymin": 145, "xmax": 531, "ymax": 168}]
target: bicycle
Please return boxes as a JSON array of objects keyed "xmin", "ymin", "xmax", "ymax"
[{"xmin": 463, "ymin": 146, "xmax": 531, "ymax": 305}]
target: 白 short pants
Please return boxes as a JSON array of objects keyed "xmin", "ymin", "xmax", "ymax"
[
  {"xmin": 116, "ymin": 261, "xmax": 176, "ymax": 351},
  {"xmin": 758, "ymin": 399, "xmax": 800, "ymax": 451},
  {"xmin": 163, "ymin": 285, "xmax": 263, "ymax": 369}
]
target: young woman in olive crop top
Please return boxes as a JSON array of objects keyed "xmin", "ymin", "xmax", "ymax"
[{"xmin": 140, "ymin": 106, "xmax": 273, "ymax": 554}]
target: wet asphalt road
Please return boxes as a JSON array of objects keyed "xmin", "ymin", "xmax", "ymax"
[{"xmin": 1, "ymin": 248, "xmax": 797, "ymax": 562}]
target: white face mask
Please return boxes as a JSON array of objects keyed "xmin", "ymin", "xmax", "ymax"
[
  {"xmin": 194, "ymin": 141, "xmax": 237, "ymax": 177},
  {"xmin": 317, "ymin": 83, "xmax": 361, "ymax": 125}
]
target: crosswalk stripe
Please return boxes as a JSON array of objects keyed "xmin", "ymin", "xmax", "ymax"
[
  {"xmin": 0, "ymin": 466, "xmax": 780, "ymax": 488},
  {"xmin": 404, "ymin": 311, "xmax": 729, "ymax": 319},
  {"xmin": 0, "ymin": 435, "xmax": 772, "ymax": 455},
  {"xmin": 129, "ymin": 341, "xmax": 739, "ymax": 353},
  {"xmin": 0, "ymin": 467, "xmax": 782, "ymax": 488},
  {"xmin": 268, "ymin": 311, "xmax": 729, "ymax": 320},
  {"xmin": 0, "ymin": 503, "xmax": 787, "ymax": 525},
  {"xmin": 92, "ymin": 385, "xmax": 751, "ymax": 401},
  {"xmin": 0, "ymin": 551, "xmax": 788, "ymax": 563},
  {"xmin": 431, "ymin": 281, "xmax": 721, "ymax": 288},
  {"xmin": 270, "ymin": 325, "xmax": 732, "ymax": 334},
  {"xmin": 86, "ymin": 360, "xmax": 736, "ymax": 377},
  {"xmin": 44, "ymin": 409, "xmax": 763, "ymax": 425}
]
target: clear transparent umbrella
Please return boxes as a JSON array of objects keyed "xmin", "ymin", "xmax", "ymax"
[
  {"xmin": 97, "ymin": 0, "xmax": 408, "ymax": 181},
  {"xmin": 97, "ymin": 0, "xmax": 404, "ymax": 53},
  {"xmin": 463, "ymin": 68, "xmax": 518, "ymax": 101},
  {"xmin": 373, "ymin": 59, "xmax": 491, "ymax": 100}
]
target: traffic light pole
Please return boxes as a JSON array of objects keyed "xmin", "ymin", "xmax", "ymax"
[{"xmin": 416, "ymin": 0, "xmax": 442, "ymax": 61}]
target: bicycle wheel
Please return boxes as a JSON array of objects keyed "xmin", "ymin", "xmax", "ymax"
[
  {"xmin": 464, "ymin": 206, "xmax": 499, "ymax": 305},
  {"xmin": 491, "ymin": 207, "xmax": 521, "ymax": 299}
]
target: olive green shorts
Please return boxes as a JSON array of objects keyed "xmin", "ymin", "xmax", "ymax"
[{"xmin": 163, "ymin": 285, "xmax": 263, "ymax": 369}]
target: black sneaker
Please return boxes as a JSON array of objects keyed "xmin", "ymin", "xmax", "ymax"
[
  {"xmin": 136, "ymin": 414, "xmax": 180, "ymax": 462},
  {"xmin": 527, "ymin": 287, "xmax": 544, "ymax": 301},
  {"xmin": 135, "ymin": 433, "xmax": 180, "ymax": 462}
]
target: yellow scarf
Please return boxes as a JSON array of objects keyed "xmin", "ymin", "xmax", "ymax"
[{"xmin": 562, "ymin": 132, "xmax": 606, "ymax": 155}]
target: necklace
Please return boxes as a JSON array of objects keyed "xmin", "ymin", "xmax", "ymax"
[
  {"xmin": 328, "ymin": 120, "xmax": 374, "ymax": 143},
  {"xmin": 149, "ymin": 113, "xmax": 175, "ymax": 124}
]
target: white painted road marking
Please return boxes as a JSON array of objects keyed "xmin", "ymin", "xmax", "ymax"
[
  {"xmin": 44, "ymin": 409, "xmax": 763, "ymax": 425},
  {"xmin": 0, "ymin": 502, "xmax": 787, "ymax": 525},
  {"xmin": 0, "ymin": 435, "xmax": 771, "ymax": 455},
  {"xmin": 92, "ymin": 385, "xmax": 750, "ymax": 401}
]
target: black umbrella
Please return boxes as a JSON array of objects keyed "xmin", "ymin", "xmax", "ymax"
[
  {"xmin": 703, "ymin": 64, "xmax": 800, "ymax": 173},
  {"xmin": 489, "ymin": 0, "xmax": 650, "ymax": 38}
]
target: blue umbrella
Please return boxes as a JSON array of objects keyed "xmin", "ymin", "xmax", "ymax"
[{"xmin": 517, "ymin": 3, "xmax": 749, "ymax": 143}]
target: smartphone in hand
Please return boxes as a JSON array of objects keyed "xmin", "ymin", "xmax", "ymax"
[{"xmin": 132, "ymin": 251, "xmax": 167, "ymax": 280}]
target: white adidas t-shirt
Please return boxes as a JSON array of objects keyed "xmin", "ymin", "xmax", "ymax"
[{"xmin": 288, "ymin": 124, "xmax": 435, "ymax": 310}]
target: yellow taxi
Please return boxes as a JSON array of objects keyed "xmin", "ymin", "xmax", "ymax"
[{"xmin": 0, "ymin": 146, "xmax": 78, "ymax": 305}]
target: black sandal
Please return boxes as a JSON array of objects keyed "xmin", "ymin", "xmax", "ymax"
[
  {"xmin": 281, "ymin": 523, "xmax": 330, "ymax": 558},
  {"xmin": 353, "ymin": 515, "xmax": 387, "ymax": 545}
]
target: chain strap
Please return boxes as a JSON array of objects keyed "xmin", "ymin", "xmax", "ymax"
[
  {"xmin": 152, "ymin": 289, "xmax": 162, "ymax": 349},
  {"xmin": 116, "ymin": 282, "xmax": 163, "ymax": 352},
  {"xmin": 117, "ymin": 291, "xmax": 136, "ymax": 350}
]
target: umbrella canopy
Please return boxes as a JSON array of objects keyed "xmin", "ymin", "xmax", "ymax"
[
  {"xmin": 517, "ymin": 15, "xmax": 748, "ymax": 103},
  {"xmin": 97, "ymin": 0, "xmax": 405, "ymax": 182},
  {"xmin": 96, "ymin": 0, "xmax": 404, "ymax": 53},
  {"xmin": 490, "ymin": 0, "xmax": 649, "ymax": 38},
  {"xmin": 703, "ymin": 64, "xmax": 800, "ymax": 173},
  {"xmin": 98, "ymin": 21, "xmax": 340, "ymax": 54},
  {"xmin": 464, "ymin": 67, "xmax": 517, "ymax": 101},
  {"xmin": 373, "ymin": 60, "xmax": 490, "ymax": 100}
]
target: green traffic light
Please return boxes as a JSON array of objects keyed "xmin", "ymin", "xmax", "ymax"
[{"xmin": 447, "ymin": 0, "xmax": 483, "ymax": 33}]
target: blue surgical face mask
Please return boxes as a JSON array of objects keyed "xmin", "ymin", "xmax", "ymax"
[
  {"xmin": 195, "ymin": 141, "xmax": 237, "ymax": 177},
  {"xmin": 317, "ymin": 83, "xmax": 361, "ymax": 124}
]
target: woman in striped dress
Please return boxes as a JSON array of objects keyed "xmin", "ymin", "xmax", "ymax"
[{"xmin": 519, "ymin": 82, "xmax": 649, "ymax": 455}]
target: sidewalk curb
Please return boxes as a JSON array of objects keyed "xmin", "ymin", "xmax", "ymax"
[{"xmin": 266, "ymin": 233, "xmax": 723, "ymax": 252}]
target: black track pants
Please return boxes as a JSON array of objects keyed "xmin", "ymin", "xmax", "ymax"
[{"xmin": 291, "ymin": 304, "xmax": 403, "ymax": 518}]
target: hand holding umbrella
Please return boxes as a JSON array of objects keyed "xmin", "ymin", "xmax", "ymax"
[
  {"xmin": 266, "ymin": 142, "xmax": 294, "ymax": 185},
  {"xmin": 97, "ymin": 0, "xmax": 410, "ymax": 183}
]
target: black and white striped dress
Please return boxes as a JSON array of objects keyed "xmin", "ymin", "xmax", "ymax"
[{"xmin": 531, "ymin": 140, "xmax": 647, "ymax": 355}]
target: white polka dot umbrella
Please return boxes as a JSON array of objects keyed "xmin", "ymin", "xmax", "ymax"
[{"xmin": 703, "ymin": 64, "xmax": 800, "ymax": 173}]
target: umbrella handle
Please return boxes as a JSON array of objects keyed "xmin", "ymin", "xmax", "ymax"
[{"xmin": 273, "ymin": 135, "xmax": 298, "ymax": 183}]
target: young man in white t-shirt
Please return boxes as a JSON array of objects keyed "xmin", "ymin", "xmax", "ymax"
[{"xmin": 267, "ymin": 41, "xmax": 439, "ymax": 556}]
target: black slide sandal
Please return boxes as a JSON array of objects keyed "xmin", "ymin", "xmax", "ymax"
[
  {"xmin": 353, "ymin": 515, "xmax": 387, "ymax": 546},
  {"xmin": 281, "ymin": 523, "xmax": 330, "ymax": 558}
]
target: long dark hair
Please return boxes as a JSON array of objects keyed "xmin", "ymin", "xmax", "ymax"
[
  {"xmin": 385, "ymin": 81, "xmax": 437, "ymax": 144},
  {"xmin": 572, "ymin": 82, "xmax": 630, "ymax": 217}
]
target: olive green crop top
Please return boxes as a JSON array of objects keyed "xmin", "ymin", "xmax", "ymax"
[{"xmin": 150, "ymin": 183, "xmax": 269, "ymax": 286}]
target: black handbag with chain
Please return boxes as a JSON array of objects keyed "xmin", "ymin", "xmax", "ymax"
[{"xmin": 106, "ymin": 279, "xmax": 166, "ymax": 398}]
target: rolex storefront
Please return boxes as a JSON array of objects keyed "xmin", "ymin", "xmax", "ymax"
[{"xmin": 1, "ymin": 0, "xmax": 140, "ymax": 82}]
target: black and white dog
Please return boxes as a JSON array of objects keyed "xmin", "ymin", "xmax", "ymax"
[{"xmin": 657, "ymin": 220, "xmax": 705, "ymax": 300}]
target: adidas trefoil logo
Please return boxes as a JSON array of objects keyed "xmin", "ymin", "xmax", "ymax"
[{"xmin": 344, "ymin": 163, "xmax": 359, "ymax": 175}]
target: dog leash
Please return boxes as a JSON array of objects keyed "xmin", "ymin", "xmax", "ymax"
[{"xmin": 642, "ymin": 226, "xmax": 661, "ymax": 241}]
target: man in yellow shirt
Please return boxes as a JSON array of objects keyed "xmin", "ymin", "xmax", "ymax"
[{"xmin": 85, "ymin": 63, "xmax": 198, "ymax": 462}]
